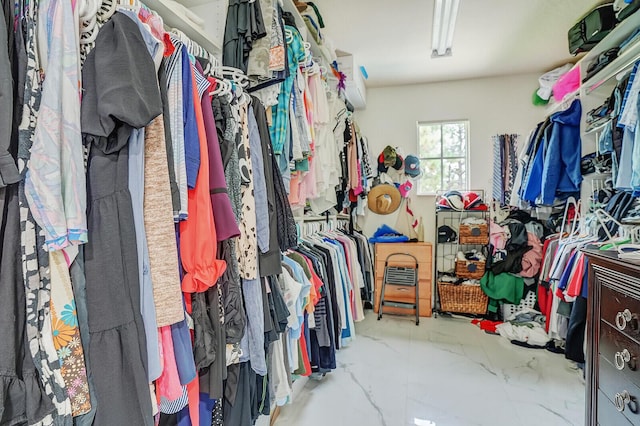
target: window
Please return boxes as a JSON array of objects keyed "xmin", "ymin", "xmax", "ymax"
[{"xmin": 417, "ymin": 120, "xmax": 469, "ymax": 195}]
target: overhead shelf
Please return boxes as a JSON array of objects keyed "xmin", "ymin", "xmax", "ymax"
[
  {"xmin": 280, "ymin": 0, "xmax": 332, "ymax": 65},
  {"xmin": 280, "ymin": 0, "xmax": 307, "ymax": 37},
  {"xmin": 580, "ymin": 10, "xmax": 640, "ymax": 93},
  {"xmin": 581, "ymin": 9, "xmax": 640, "ymax": 67},
  {"xmin": 583, "ymin": 38, "xmax": 640, "ymax": 94},
  {"xmin": 143, "ymin": 0, "xmax": 222, "ymax": 54}
]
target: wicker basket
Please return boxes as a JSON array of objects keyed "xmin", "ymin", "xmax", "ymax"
[
  {"xmin": 455, "ymin": 259, "xmax": 485, "ymax": 279},
  {"xmin": 438, "ymin": 282, "xmax": 488, "ymax": 315},
  {"xmin": 459, "ymin": 223, "xmax": 489, "ymax": 245}
]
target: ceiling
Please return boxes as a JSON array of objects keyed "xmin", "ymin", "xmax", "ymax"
[{"xmin": 313, "ymin": 0, "xmax": 603, "ymax": 87}]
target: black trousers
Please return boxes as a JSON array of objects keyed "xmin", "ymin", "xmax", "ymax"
[{"xmin": 565, "ymin": 296, "xmax": 587, "ymax": 363}]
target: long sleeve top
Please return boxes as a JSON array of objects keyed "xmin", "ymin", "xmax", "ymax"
[
  {"xmin": 179, "ymin": 63, "xmax": 227, "ymax": 294},
  {"xmin": 24, "ymin": 0, "xmax": 86, "ymax": 251}
]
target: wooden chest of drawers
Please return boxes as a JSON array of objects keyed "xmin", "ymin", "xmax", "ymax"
[
  {"xmin": 374, "ymin": 242, "xmax": 432, "ymax": 317},
  {"xmin": 585, "ymin": 250, "xmax": 640, "ymax": 425}
]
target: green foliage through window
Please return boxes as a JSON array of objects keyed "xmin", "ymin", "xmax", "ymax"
[{"xmin": 417, "ymin": 121, "xmax": 468, "ymax": 194}]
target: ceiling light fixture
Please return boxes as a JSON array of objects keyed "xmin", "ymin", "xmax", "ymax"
[{"xmin": 431, "ymin": 0, "xmax": 460, "ymax": 58}]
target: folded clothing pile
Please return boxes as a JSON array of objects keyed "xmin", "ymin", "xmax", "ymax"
[
  {"xmin": 490, "ymin": 211, "xmax": 545, "ymax": 278},
  {"xmin": 456, "ymin": 249, "xmax": 486, "ymax": 263},
  {"xmin": 439, "ymin": 273, "xmax": 480, "ymax": 286},
  {"xmin": 461, "ymin": 216, "xmax": 487, "ymax": 226},
  {"xmin": 585, "ymin": 98, "xmax": 614, "ymax": 132},
  {"xmin": 368, "ymin": 224, "xmax": 409, "ymax": 244},
  {"xmin": 496, "ymin": 308, "xmax": 550, "ymax": 348}
]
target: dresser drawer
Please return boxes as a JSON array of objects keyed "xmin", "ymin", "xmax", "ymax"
[
  {"xmin": 375, "ymin": 243, "xmax": 432, "ymax": 280},
  {"xmin": 373, "ymin": 279, "xmax": 431, "ymax": 317},
  {"xmin": 601, "ymin": 285, "xmax": 640, "ymax": 341},
  {"xmin": 376, "ymin": 282, "xmax": 419, "ymax": 301},
  {"xmin": 375, "ymin": 242, "xmax": 432, "ymax": 261},
  {"xmin": 600, "ymin": 321, "xmax": 640, "ymax": 386},
  {"xmin": 376, "ymin": 302, "xmax": 431, "ymax": 318},
  {"xmin": 598, "ymin": 389, "xmax": 633, "ymax": 426},
  {"xmin": 599, "ymin": 357, "xmax": 640, "ymax": 424}
]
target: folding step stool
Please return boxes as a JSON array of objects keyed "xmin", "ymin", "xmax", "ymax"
[{"xmin": 377, "ymin": 253, "xmax": 419, "ymax": 325}]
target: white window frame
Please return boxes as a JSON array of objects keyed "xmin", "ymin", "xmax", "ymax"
[{"xmin": 416, "ymin": 120, "xmax": 470, "ymax": 196}]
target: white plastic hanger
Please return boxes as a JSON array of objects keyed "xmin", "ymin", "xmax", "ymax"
[
  {"xmin": 559, "ymin": 197, "xmax": 580, "ymax": 243},
  {"xmin": 78, "ymin": 0, "xmax": 101, "ymax": 22},
  {"xmin": 172, "ymin": 29, "xmax": 213, "ymax": 65},
  {"xmin": 594, "ymin": 208, "xmax": 630, "ymax": 251},
  {"xmin": 117, "ymin": 0, "xmax": 139, "ymax": 12},
  {"xmin": 211, "ymin": 78, "xmax": 230, "ymax": 97},
  {"xmin": 97, "ymin": 0, "xmax": 118, "ymax": 23}
]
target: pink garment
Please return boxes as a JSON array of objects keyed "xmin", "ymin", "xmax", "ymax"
[
  {"xmin": 490, "ymin": 221, "xmax": 507, "ymax": 253},
  {"xmin": 302, "ymin": 156, "xmax": 318, "ymax": 199},
  {"xmin": 553, "ymin": 65, "xmax": 580, "ymax": 102},
  {"xmin": 186, "ymin": 375, "xmax": 199, "ymax": 426},
  {"xmin": 520, "ymin": 232, "xmax": 543, "ymax": 278},
  {"xmin": 288, "ymin": 172, "xmax": 302, "ymax": 205},
  {"xmin": 156, "ymin": 326, "xmax": 183, "ymax": 401},
  {"xmin": 398, "ymin": 180, "xmax": 413, "ymax": 198},
  {"xmin": 335, "ymin": 236, "xmax": 357, "ymax": 316}
]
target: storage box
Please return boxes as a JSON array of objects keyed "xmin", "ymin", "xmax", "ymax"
[
  {"xmin": 459, "ymin": 223, "xmax": 489, "ymax": 245},
  {"xmin": 500, "ymin": 290, "xmax": 537, "ymax": 320},
  {"xmin": 336, "ymin": 51, "xmax": 367, "ymax": 109},
  {"xmin": 455, "ymin": 259, "xmax": 485, "ymax": 280}
]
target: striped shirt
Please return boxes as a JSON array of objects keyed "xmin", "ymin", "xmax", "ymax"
[{"xmin": 165, "ymin": 38, "xmax": 189, "ymax": 220}]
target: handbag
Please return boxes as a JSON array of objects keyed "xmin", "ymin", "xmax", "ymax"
[
  {"xmin": 394, "ymin": 198, "xmax": 419, "ymax": 241},
  {"xmin": 615, "ymin": 0, "xmax": 640, "ymax": 21},
  {"xmin": 417, "ymin": 216, "xmax": 425, "ymax": 242},
  {"xmin": 568, "ymin": 3, "xmax": 617, "ymax": 55}
]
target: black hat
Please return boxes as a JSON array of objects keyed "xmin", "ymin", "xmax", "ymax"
[{"xmin": 438, "ymin": 225, "xmax": 457, "ymax": 243}]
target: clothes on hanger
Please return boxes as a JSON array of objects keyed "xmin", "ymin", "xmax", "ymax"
[
  {"xmin": 1, "ymin": 1, "xmax": 371, "ymax": 425},
  {"xmin": 536, "ymin": 233, "xmax": 594, "ymax": 361},
  {"xmin": 492, "ymin": 133, "xmax": 519, "ymax": 206},
  {"xmin": 517, "ymin": 99, "xmax": 583, "ymax": 206}
]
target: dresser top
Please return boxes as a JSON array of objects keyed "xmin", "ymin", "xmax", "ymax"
[{"xmin": 582, "ymin": 248, "xmax": 640, "ymax": 272}]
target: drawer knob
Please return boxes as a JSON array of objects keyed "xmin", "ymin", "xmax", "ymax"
[
  {"xmin": 615, "ymin": 390, "xmax": 631, "ymax": 412},
  {"xmin": 616, "ymin": 309, "xmax": 633, "ymax": 331},
  {"xmin": 615, "ymin": 349, "xmax": 632, "ymax": 370}
]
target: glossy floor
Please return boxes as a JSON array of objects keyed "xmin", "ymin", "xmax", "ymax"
[{"xmin": 270, "ymin": 313, "xmax": 585, "ymax": 426}]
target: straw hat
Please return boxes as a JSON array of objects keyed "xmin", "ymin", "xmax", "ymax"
[{"xmin": 367, "ymin": 184, "xmax": 401, "ymax": 215}]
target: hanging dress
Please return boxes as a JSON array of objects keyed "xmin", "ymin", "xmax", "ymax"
[
  {"xmin": 81, "ymin": 13, "xmax": 162, "ymax": 425},
  {"xmin": 17, "ymin": 2, "xmax": 73, "ymax": 421}
]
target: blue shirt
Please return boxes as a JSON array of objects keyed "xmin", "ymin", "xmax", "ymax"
[{"xmin": 181, "ymin": 49, "xmax": 200, "ymax": 188}]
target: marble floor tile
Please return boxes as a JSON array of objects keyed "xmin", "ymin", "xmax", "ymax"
[{"xmin": 273, "ymin": 313, "xmax": 585, "ymax": 426}]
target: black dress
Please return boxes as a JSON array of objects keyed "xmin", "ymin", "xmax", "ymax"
[
  {"xmin": 0, "ymin": 6, "xmax": 56, "ymax": 424},
  {"xmin": 81, "ymin": 13, "xmax": 162, "ymax": 426}
]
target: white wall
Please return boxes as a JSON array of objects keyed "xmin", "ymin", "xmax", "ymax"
[{"xmin": 355, "ymin": 73, "xmax": 546, "ymax": 244}]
